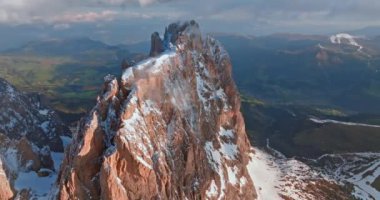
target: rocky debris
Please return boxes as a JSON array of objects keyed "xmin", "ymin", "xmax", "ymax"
[
  {"xmin": 0, "ymin": 132, "xmax": 57, "ymax": 199},
  {"xmin": 0, "ymin": 78, "xmax": 71, "ymax": 152},
  {"xmin": 56, "ymin": 21, "xmax": 257, "ymax": 200}
]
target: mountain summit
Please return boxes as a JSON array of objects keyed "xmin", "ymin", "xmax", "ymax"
[{"xmin": 55, "ymin": 21, "xmax": 257, "ymax": 199}]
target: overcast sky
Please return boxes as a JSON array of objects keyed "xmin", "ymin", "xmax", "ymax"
[{"xmin": 0, "ymin": 0, "xmax": 380, "ymax": 47}]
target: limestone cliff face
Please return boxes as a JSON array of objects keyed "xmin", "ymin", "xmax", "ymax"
[{"xmin": 56, "ymin": 21, "xmax": 257, "ymax": 200}]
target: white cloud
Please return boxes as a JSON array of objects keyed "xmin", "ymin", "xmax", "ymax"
[
  {"xmin": 0, "ymin": 0, "xmax": 379, "ymax": 35},
  {"xmin": 53, "ymin": 23, "xmax": 70, "ymax": 30},
  {"xmin": 53, "ymin": 10, "xmax": 118, "ymax": 24},
  {"xmin": 0, "ymin": 0, "xmax": 173, "ymax": 25}
]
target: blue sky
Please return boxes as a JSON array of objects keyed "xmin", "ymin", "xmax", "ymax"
[{"xmin": 0, "ymin": 0, "xmax": 379, "ymax": 47}]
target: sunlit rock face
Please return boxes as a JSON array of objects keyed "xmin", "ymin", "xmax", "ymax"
[
  {"xmin": 0, "ymin": 151, "xmax": 14, "ymax": 200},
  {"xmin": 56, "ymin": 21, "xmax": 258, "ymax": 200}
]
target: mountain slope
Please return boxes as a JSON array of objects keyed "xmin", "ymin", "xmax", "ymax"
[
  {"xmin": 0, "ymin": 78, "xmax": 71, "ymax": 199},
  {"xmin": 55, "ymin": 21, "xmax": 257, "ymax": 200},
  {"xmin": 0, "ymin": 78, "xmax": 70, "ymax": 152},
  {"xmin": 215, "ymin": 34, "xmax": 380, "ymax": 113}
]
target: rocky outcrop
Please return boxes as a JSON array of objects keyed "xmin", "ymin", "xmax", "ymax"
[
  {"xmin": 149, "ymin": 32, "xmax": 164, "ymax": 57},
  {"xmin": 56, "ymin": 21, "xmax": 257, "ymax": 200}
]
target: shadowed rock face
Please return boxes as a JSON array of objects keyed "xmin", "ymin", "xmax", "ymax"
[
  {"xmin": 0, "ymin": 78, "xmax": 71, "ymax": 152},
  {"xmin": 56, "ymin": 21, "xmax": 257, "ymax": 200},
  {"xmin": 0, "ymin": 79, "xmax": 70, "ymax": 199},
  {"xmin": 149, "ymin": 32, "xmax": 164, "ymax": 57}
]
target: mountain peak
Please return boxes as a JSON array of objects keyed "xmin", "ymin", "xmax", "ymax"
[
  {"xmin": 330, "ymin": 33, "xmax": 363, "ymax": 50},
  {"xmin": 55, "ymin": 21, "xmax": 257, "ymax": 200},
  {"xmin": 149, "ymin": 20, "xmax": 202, "ymax": 56}
]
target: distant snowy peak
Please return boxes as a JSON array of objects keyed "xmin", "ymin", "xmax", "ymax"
[{"xmin": 330, "ymin": 33, "xmax": 363, "ymax": 50}]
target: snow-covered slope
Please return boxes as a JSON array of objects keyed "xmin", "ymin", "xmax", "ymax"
[
  {"xmin": 247, "ymin": 144, "xmax": 354, "ymax": 200},
  {"xmin": 251, "ymin": 139, "xmax": 380, "ymax": 200},
  {"xmin": 0, "ymin": 78, "xmax": 71, "ymax": 199},
  {"xmin": 310, "ymin": 152, "xmax": 380, "ymax": 200},
  {"xmin": 0, "ymin": 78, "xmax": 70, "ymax": 152},
  {"xmin": 330, "ymin": 33, "xmax": 363, "ymax": 50}
]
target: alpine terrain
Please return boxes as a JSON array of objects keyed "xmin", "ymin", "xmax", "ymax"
[
  {"xmin": 0, "ymin": 20, "xmax": 378, "ymax": 200},
  {"xmin": 52, "ymin": 21, "xmax": 362, "ymax": 200},
  {"xmin": 0, "ymin": 78, "xmax": 71, "ymax": 199},
  {"xmin": 54, "ymin": 20, "xmax": 257, "ymax": 200}
]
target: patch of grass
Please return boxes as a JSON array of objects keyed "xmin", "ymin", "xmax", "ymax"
[
  {"xmin": 293, "ymin": 124, "xmax": 380, "ymax": 153},
  {"xmin": 315, "ymin": 108, "xmax": 346, "ymax": 117},
  {"xmin": 241, "ymin": 95, "xmax": 265, "ymax": 107},
  {"xmin": 0, "ymin": 55, "xmax": 71, "ymax": 88},
  {"xmin": 242, "ymin": 96, "xmax": 380, "ymax": 158},
  {"xmin": 0, "ymin": 55, "xmax": 117, "ymax": 115}
]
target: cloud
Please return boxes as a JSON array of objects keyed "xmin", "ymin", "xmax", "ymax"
[
  {"xmin": 0, "ymin": 0, "xmax": 175, "ymax": 25},
  {"xmin": 53, "ymin": 10, "xmax": 118, "ymax": 24},
  {"xmin": 0, "ymin": 0, "xmax": 380, "ymax": 36},
  {"xmin": 53, "ymin": 23, "xmax": 71, "ymax": 30}
]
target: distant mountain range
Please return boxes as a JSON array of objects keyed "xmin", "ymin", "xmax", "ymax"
[{"xmin": 214, "ymin": 33, "xmax": 380, "ymax": 113}]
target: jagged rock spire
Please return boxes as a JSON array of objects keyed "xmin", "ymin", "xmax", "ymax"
[
  {"xmin": 149, "ymin": 32, "xmax": 164, "ymax": 56},
  {"xmin": 150, "ymin": 20, "xmax": 202, "ymax": 57},
  {"xmin": 56, "ymin": 21, "xmax": 257, "ymax": 200}
]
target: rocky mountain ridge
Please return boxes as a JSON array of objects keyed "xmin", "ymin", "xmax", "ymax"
[
  {"xmin": 55, "ymin": 20, "xmax": 257, "ymax": 200},
  {"xmin": 0, "ymin": 78, "xmax": 71, "ymax": 199}
]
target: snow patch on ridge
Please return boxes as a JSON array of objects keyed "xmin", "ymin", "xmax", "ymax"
[
  {"xmin": 227, "ymin": 166, "xmax": 238, "ymax": 185},
  {"xmin": 204, "ymin": 129, "xmax": 239, "ymax": 199},
  {"xmin": 3, "ymin": 148, "xmax": 20, "ymax": 174},
  {"xmin": 204, "ymin": 141, "xmax": 226, "ymax": 200},
  {"xmin": 119, "ymin": 92, "xmax": 155, "ymax": 169},
  {"xmin": 122, "ymin": 51, "xmax": 176, "ymax": 82},
  {"xmin": 330, "ymin": 33, "xmax": 363, "ymax": 51},
  {"xmin": 206, "ymin": 180, "xmax": 218, "ymax": 198},
  {"xmin": 219, "ymin": 127, "xmax": 234, "ymax": 138},
  {"xmin": 247, "ymin": 149, "xmax": 282, "ymax": 200},
  {"xmin": 194, "ymin": 58, "xmax": 230, "ymax": 113}
]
